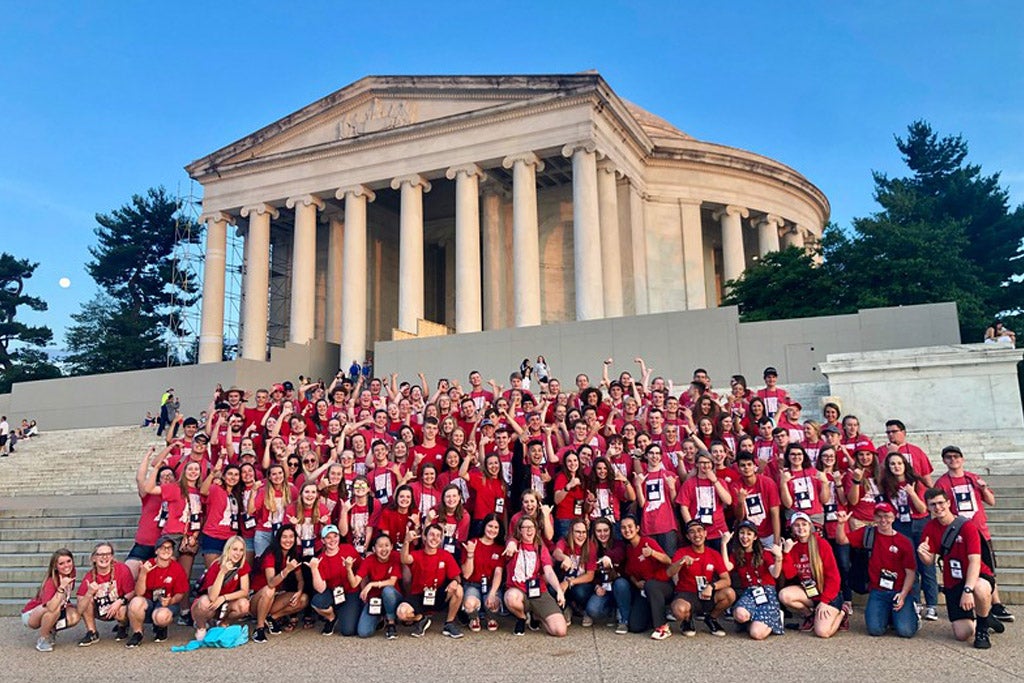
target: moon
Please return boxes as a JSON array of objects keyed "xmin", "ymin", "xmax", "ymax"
[{"xmin": 58, "ymin": 277, "xmax": 71, "ymax": 288}]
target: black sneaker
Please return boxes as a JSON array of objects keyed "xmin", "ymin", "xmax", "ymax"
[
  {"xmin": 125, "ymin": 632, "xmax": 143, "ymax": 649},
  {"xmin": 989, "ymin": 617, "xmax": 1006, "ymax": 634},
  {"xmin": 77, "ymin": 630, "xmax": 99, "ymax": 647},
  {"xmin": 704, "ymin": 615, "xmax": 726, "ymax": 637},
  {"xmin": 457, "ymin": 610, "xmax": 470, "ymax": 626},
  {"xmin": 442, "ymin": 621, "xmax": 464, "ymax": 639},
  {"xmin": 513, "ymin": 618, "xmax": 526, "ymax": 636},
  {"xmin": 681, "ymin": 618, "xmax": 696, "ymax": 637},
  {"xmin": 411, "ymin": 617, "xmax": 432, "ymax": 638},
  {"xmin": 974, "ymin": 628, "xmax": 991, "ymax": 649},
  {"xmin": 267, "ymin": 617, "xmax": 282, "ymax": 635},
  {"xmin": 252, "ymin": 627, "xmax": 267, "ymax": 644},
  {"xmin": 385, "ymin": 623, "xmax": 397, "ymax": 640},
  {"xmin": 992, "ymin": 604, "xmax": 1015, "ymax": 623},
  {"xmin": 527, "ymin": 615, "xmax": 541, "ymax": 631},
  {"xmin": 114, "ymin": 624, "xmax": 129, "ymax": 641},
  {"xmin": 153, "ymin": 626, "xmax": 168, "ymax": 643},
  {"xmin": 321, "ymin": 618, "xmax": 336, "ymax": 636}
]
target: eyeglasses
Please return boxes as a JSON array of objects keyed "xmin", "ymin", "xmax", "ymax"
[
  {"xmin": 288, "ymin": 462, "xmax": 300, "ymax": 468},
  {"xmin": 94, "ymin": 552, "xmax": 113, "ymax": 557},
  {"xmin": 303, "ymin": 459, "xmax": 318, "ymax": 464},
  {"xmin": 885, "ymin": 429, "xmax": 900, "ymax": 434}
]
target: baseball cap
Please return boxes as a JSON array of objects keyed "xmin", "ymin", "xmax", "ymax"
[
  {"xmin": 874, "ymin": 502, "xmax": 897, "ymax": 516},
  {"xmin": 789, "ymin": 512, "xmax": 813, "ymax": 527},
  {"xmin": 155, "ymin": 535, "xmax": 177, "ymax": 551},
  {"xmin": 763, "ymin": 366, "xmax": 778, "ymax": 377},
  {"xmin": 821, "ymin": 425, "xmax": 840, "ymax": 435},
  {"xmin": 321, "ymin": 524, "xmax": 340, "ymax": 539}
]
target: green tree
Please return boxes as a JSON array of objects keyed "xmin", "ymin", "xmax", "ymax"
[
  {"xmin": 0, "ymin": 253, "xmax": 60, "ymax": 393},
  {"xmin": 65, "ymin": 187, "xmax": 202, "ymax": 375}
]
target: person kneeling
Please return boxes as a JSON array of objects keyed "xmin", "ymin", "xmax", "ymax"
[
  {"xmin": 22, "ymin": 549, "xmax": 81, "ymax": 652},
  {"xmin": 779, "ymin": 513, "xmax": 845, "ymax": 638},
  {"xmin": 248, "ymin": 525, "xmax": 309, "ymax": 643},
  {"xmin": 723, "ymin": 521, "xmax": 784, "ymax": 640},
  {"xmin": 76, "ymin": 542, "xmax": 134, "ymax": 646},
  {"xmin": 190, "ymin": 536, "xmax": 251, "ymax": 641},
  {"xmin": 668, "ymin": 520, "xmax": 736, "ymax": 638},
  {"xmin": 837, "ymin": 504, "xmax": 918, "ymax": 638},
  {"xmin": 398, "ymin": 525, "xmax": 465, "ymax": 638},
  {"xmin": 503, "ymin": 516, "xmax": 568, "ymax": 637},
  {"xmin": 126, "ymin": 536, "xmax": 189, "ymax": 648},
  {"xmin": 308, "ymin": 525, "xmax": 363, "ymax": 636}
]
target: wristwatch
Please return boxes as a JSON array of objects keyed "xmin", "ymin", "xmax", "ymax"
[{"xmin": 963, "ymin": 586, "xmax": 974, "ymax": 594}]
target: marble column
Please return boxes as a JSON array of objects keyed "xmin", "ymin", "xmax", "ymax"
[
  {"xmin": 446, "ymin": 163, "xmax": 485, "ymax": 333},
  {"xmin": 285, "ymin": 194, "xmax": 324, "ymax": 344},
  {"xmin": 596, "ymin": 160, "xmax": 624, "ymax": 317},
  {"xmin": 335, "ymin": 185, "xmax": 375, "ymax": 366},
  {"xmin": 756, "ymin": 214, "xmax": 784, "ymax": 257},
  {"xmin": 628, "ymin": 182, "xmax": 649, "ymax": 315},
  {"xmin": 562, "ymin": 143, "xmax": 604, "ymax": 320},
  {"xmin": 781, "ymin": 224, "xmax": 805, "ymax": 250},
  {"xmin": 714, "ymin": 205, "xmax": 749, "ymax": 285},
  {"xmin": 502, "ymin": 152, "xmax": 544, "ymax": 327},
  {"xmin": 679, "ymin": 199, "xmax": 706, "ymax": 310},
  {"xmin": 325, "ymin": 214, "xmax": 344, "ymax": 344},
  {"xmin": 238, "ymin": 203, "xmax": 277, "ymax": 360},
  {"xmin": 481, "ymin": 184, "xmax": 505, "ymax": 330},
  {"xmin": 198, "ymin": 212, "xmax": 233, "ymax": 363},
  {"xmin": 390, "ymin": 174, "xmax": 431, "ymax": 333}
]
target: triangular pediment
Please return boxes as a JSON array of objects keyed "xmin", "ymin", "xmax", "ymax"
[{"xmin": 188, "ymin": 75, "xmax": 616, "ymax": 176}]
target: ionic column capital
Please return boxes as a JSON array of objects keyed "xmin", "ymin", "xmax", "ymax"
[
  {"xmin": 713, "ymin": 205, "xmax": 749, "ymax": 221},
  {"xmin": 239, "ymin": 203, "xmax": 279, "ymax": 220},
  {"xmin": 336, "ymin": 185, "xmax": 376, "ymax": 203},
  {"xmin": 445, "ymin": 163, "xmax": 485, "ymax": 182},
  {"xmin": 285, "ymin": 194, "xmax": 325, "ymax": 211},
  {"xmin": 200, "ymin": 211, "xmax": 236, "ymax": 225},
  {"xmin": 756, "ymin": 213, "xmax": 785, "ymax": 228},
  {"xmin": 502, "ymin": 152, "xmax": 545, "ymax": 172},
  {"xmin": 596, "ymin": 159, "xmax": 624, "ymax": 179},
  {"xmin": 561, "ymin": 141, "xmax": 599, "ymax": 158},
  {"xmin": 390, "ymin": 174, "xmax": 432, "ymax": 192}
]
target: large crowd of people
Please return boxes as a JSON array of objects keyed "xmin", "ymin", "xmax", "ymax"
[{"xmin": 20, "ymin": 358, "xmax": 1013, "ymax": 652}]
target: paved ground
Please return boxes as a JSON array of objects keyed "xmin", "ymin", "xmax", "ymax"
[{"xmin": 4, "ymin": 613, "xmax": 1023, "ymax": 682}]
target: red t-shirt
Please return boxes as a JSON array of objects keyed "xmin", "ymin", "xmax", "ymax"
[
  {"xmin": 730, "ymin": 475, "xmax": 780, "ymax": 538},
  {"xmin": 371, "ymin": 508, "xmax": 417, "ymax": 547},
  {"xmin": 847, "ymin": 527, "xmax": 916, "ymax": 592},
  {"xmin": 467, "ymin": 471, "xmax": 507, "ymax": 520},
  {"xmin": 732, "ymin": 550, "xmax": 777, "ymax": 589},
  {"xmin": 553, "ymin": 539, "xmax": 598, "ymax": 578},
  {"xmin": 356, "ymin": 553, "xmax": 402, "ymax": 599},
  {"xmin": 23, "ymin": 577, "xmax": 74, "ymax": 614},
  {"xmin": 638, "ymin": 469, "xmax": 678, "ymax": 535},
  {"xmin": 842, "ymin": 470, "xmax": 881, "ymax": 522},
  {"xmin": 553, "ymin": 473, "xmax": 586, "ymax": 521},
  {"xmin": 466, "ymin": 541, "xmax": 504, "ymax": 585},
  {"xmin": 199, "ymin": 559, "xmax": 251, "ymax": 594},
  {"xmin": 135, "ymin": 492, "xmax": 166, "ymax": 546},
  {"xmin": 505, "ymin": 541, "xmax": 553, "ymax": 591},
  {"xmin": 202, "ymin": 485, "xmax": 241, "ymax": 540},
  {"xmin": 922, "ymin": 517, "xmax": 993, "ymax": 588},
  {"xmin": 783, "ymin": 468, "xmax": 825, "ymax": 516},
  {"xmin": 141, "ymin": 561, "xmax": 189, "ymax": 600},
  {"xmin": 877, "ymin": 443, "xmax": 933, "ymax": 480},
  {"xmin": 623, "ymin": 537, "xmax": 670, "ymax": 583},
  {"xmin": 77, "ymin": 563, "xmax": 135, "ymax": 605},
  {"xmin": 313, "ymin": 546, "xmax": 361, "ymax": 590},
  {"xmin": 408, "ymin": 548, "xmax": 460, "ymax": 594},
  {"xmin": 676, "ymin": 478, "xmax": 728, "ymax": 539},
  {"xmin": 253, "ymin": 484, "xmax": 299, "ymax": 531},
  {"xmin": 935, "ymin": 472, "xmax": 991, "ymax": 539},
  {"xmin": 670, "ymin": 546, "xmax": 727, "ymax": 593}
]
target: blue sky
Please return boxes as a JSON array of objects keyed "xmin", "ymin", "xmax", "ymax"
[{"xmin": 2, "ymin": 1, "xmax": 1022, "ymax": 350}]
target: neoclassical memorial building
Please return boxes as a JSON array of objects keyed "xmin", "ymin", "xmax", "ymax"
[{"xmin": 187, "ymin": 73, "xmax": 830, "ymax": 366}]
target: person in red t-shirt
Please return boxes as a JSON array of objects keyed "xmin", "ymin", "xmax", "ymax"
[
  {"xmin": 723, "ymin": 521, "xmax": 784, "ymax": 639},
  {"xmin": 461, "ymin": 514, "xmax": 506, "ymax": 632},
  {"xmin": 619, "ymin": 516, "xmax": 674, "ymax": 639},
  {"xmin": 190, "ymin": 535, "xmax": 251, "ymax": 641},
  {"xmin": 397, "ymin": 525, "xmax": 465, "ymax": 638},
  {"xmin": 76, "ymin": 542, "xmax": 135, "ymax": 646},
  {"xmin": 837, "ymin": 504, "xmax": 918, "ymax": 638},
  {"xmin": 676, "ymin": 453, "xmax": 732, "ymax": 551},
  {"xmin": 22, "ymin": 549, "xmax": 80, "ymax": 652},
  {"xmin": 125, "ymin": 536, "xmax": 189, "ymax": 648},
  {"xmin": 918, "ymin": 487, "xmax": 999, "ymax": 649},
  {"xmin": 248, "ymin": 525, "xmax": 308, "ymax": 643},
  {"xmin": 779, "ymin": 513, "xmax": 844, "ymax": 639},
  {"xmin": 668, "ymin": 520, "xmax": 735, "ymax": 638},
  {"xmin": 308, "ymin": 525, "xmax": 362, "ymax": 637},
  {"xmin": 730, "ymin": 452, "xmax": 782, "ymax": 548},
  {"xmin": 502, "ymin": 515, "xmax": 568, "ymax": 637},
  {"xmin": 355, "ymin": 533, "xmax": 403, "ymax": 639}
]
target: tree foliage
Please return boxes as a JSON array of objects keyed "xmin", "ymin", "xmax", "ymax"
[
  {"xmin": 0, "ymin": 253, "xmax": 60, "ymax": 392},
  {"xmin": 65, "ymin": 187, "xmax": 202, "ymax": 375},
  {"xmin": 725, "ymin": 121, "xmax": 1024, "ymax": 339}
]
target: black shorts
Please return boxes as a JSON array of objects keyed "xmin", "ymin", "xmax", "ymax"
[
  {"xmin": 403, "ymin": 582, "xmax": 456, "ymax": 616},
  {"xmin": 944, "ymin": 574, "xmax": 996, "ymax": 622},
  {"xmin": 673, "ymin": 591, "xmax": 712, "ymax": 616},
  {"xmin": 126, "ymin": 543, "xmax": 156, "ymax": 562}
]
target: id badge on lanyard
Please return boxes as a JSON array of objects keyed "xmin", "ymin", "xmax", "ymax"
[
  {"xmin": 494, "ymin": 497, "xmax": 505, "ymax": 514},
  {"xmin": 443, "ymin": 536, "xmax": 456, "ymax": 554},
  {"xmin": 423, "ymin": 587, "xmax": 437, "ymax": 606},
  {"xmin": 746, "ymin": 494, "xmax": 763, "ymax": 517},
  {"xmin": 302, "ymin": 538, "xmax": 315, "ymax": 557},
  {"xmin": 368, "ymin": 597, "xmax": 382, "ymax": 615},
  {"xmin": 879, "ymin": 569, "xmax": 897, "ymax": 591},
  {"xmin": 801, "ymin": 578, "xmax": 819, "ymax": 598},
  {"xmin": 332, "ymin": 586, "xmax": 346, "ymax": 605},
  {"xmin": 751, "ymin": 586, "xmax": 768, "ymax": 605},
  {"xmin": 646, "ymin": 480, "xmax": 663, "ymax": 503},
  {"xmin": 526, "ymin": 577, "xmax": 541, "ymax": 599}
]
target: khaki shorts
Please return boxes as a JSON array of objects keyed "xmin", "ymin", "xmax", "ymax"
[{"xmin": 527, "ymin": 592, "xmax": 561, "ymax": 620}]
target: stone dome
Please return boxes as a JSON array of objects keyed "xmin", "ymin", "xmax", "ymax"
[{"xmin": 622, "ymin": 99, "xmax": 693, "ymax": 144}]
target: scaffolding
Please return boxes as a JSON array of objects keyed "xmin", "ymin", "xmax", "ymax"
[{"xmin": 166, "ymin": 181, "xmax": 243, "ymax": 365}]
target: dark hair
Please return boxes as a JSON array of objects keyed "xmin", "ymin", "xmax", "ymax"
[
  {"xmin": 478, "ymin": 513, "xmax": 506, "ymax": 544},
  {"xmin": 924, "ymin": 487, "xmax": 948, "ymax": 503},
  {"xmin": 879, "ymin": 452, "xmax": 923, "ymax": 499},
  {"xmin": 885, "ymin": 419, "xmax": 906, "ymax": 432},
  {"xmin": 261, "ymin": 523, "xmax": 300, "ymax": 572}
]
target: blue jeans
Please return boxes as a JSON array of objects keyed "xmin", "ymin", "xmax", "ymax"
[
  {"xmin": 356, "ymin": 586, "xmax": 400, "ymax": 638},
  {"xmin": 565, "ymin": 582, "xmax": 594, "ymax": 612},
  {"xmin": 585, "ymin": 577, "xmax": 632, "ymax": 624},
  {"xmin": 650, "ymin": 531, "xmax": 678, "ymax": 558},
  {"xmin": 829, "ymin": 538, "xmax": 852, "ymax": 602},
  {"xmin": 554, "ymin": 519, "xmax": 572, "ymax": 541},
  {"xmin": 895, "ymin": 518, "xmax": 939, "ymax": 607},
  {"xmin": 864, "ymin": 590, "xmax": 918, "ymax": 638}
]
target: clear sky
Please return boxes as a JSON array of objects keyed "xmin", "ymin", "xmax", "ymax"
[{"xmin": 2, "ymin": 1, "xmax": 1022, "ymax": 351}]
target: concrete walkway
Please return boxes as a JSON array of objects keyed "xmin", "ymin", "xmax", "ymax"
[{"xmin": 4, "ymin": 613, "xmax": 1022, "ymax": 682}]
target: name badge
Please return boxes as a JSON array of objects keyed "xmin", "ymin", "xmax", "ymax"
[
  {"xmin": 955, "ymin": 490, "xmax": 975, "ymax": 513},
  {"xmin": 949, "ymin": 559, "xmax": 963, "ymax": 580},
  {"xmin": 879, "ymin": 569, "xmax": 897, "ymax": 591},
  {"xmin": 752, "ymin": 586, "xmax": 768, "ymax": 605},
  {"xmin": 272, "ymin": 522, "xmax": 282, "ymax": 532},
  {"xmin": 696, "ymin": 576, "xmax": 708, "ymax": 592},
  {"xmin": 746, "ymin": 495, "xmax": 763, "ymax": 517},
  {"xmin": 646, "ymin": 481, "xmax": 663, "ymax": 503},
  {"xmin": 574, "ymin": 500, "xmax": 583, "ymax": 517},
  {"xmin": 823, "ymin": 503, "xmax": 838, "ymax": 522},
  {"xmin": 190, "ymin": 513, "xmax": 202, "ymax": 531},
  {"xmin": 157, "ymin": 506, "xmax": 169, "ymax": 529},
  {"xmin": 698, "ymin": 507, "xmax": 713, "ymax": 525},
  {"xmin": 244, "ymin": 516, "xmax": 257, "ymax": 530},
  {"xmin": 302, "ymin": 538, "xmax": 315, "ymax": 557},
  {"xmin": 368, "ymin": 597, "xmax": 382, "ymax": 615},
  {"xmin": 494, "ymin": 498, "xmax": 505, "ymax": 514},
  {"xmin": 375, "ymin": 488, "xmax": 389, "ymax": 502},
  {"xmin": 443, "ymin": 537, "xmax": 456, "ymax": 554},
  {"xmin": 480, "ymin": 578, "xmax": 489, "ymax": 595},
  {"xmin": 801, "ymin": 578, "xmax": 819, "ymax": 599},
  {"xmin": 897, "ymin": 504, "xmax": 911, "ymax": 523},
  {"xmin": 600, "ymin": 507, "xmax": 614, "ymax": 518},
  {"xmin": 795, "ymin": 490, "xmax": 812, "ymax": 510},
  {"xmin": 423, "ymin": 587, "xmax": 437, "ymax": 606},
  {"xmin": 526, "ymin": 578, "xmax": 541, "ymax": 599},
  {"xmin": 333, "ymin": 586, "xmax": 346, "ymax": 605}
]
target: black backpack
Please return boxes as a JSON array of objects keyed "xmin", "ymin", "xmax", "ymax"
[{"xmin": 847, "ymin": 526, "xmax": 877, "ymax": 595}]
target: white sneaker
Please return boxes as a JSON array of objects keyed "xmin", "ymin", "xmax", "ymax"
[
  {"xmin": 581, "ymin": 614, "xmax": 593, "ymax": 628},
  {"xmin": 36, "ymin": 637, "xmax": 53, "ymax": 653},
  {"xmin": 924, "ymin": 606, "xmax": 939, "ymax": 621}
]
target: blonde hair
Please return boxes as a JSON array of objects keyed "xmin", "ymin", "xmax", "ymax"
[{"xmin": 218, "ymin": 536, "xmax": 247, "ymax": 568}]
